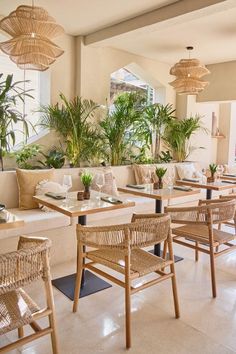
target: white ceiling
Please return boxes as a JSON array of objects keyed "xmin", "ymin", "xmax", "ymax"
[
  {"xmin": 0, "ymin": 0, "xmax": 177, "ymax": 35},
  {"xmin": 103, "ymin": 5, "xmax": 236, "ymax": 65},
  {"xmin": 1, "ymin": 0, "xmax": 236, "ymax": 65}
]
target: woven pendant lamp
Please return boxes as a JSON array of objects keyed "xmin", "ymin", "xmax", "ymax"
[
  {"xmin": 169, "ymin": 47, "xmax": 210, "ymax": 95},
  {"xmin": 0, "ymin": 3, "xmax": 64, "ymax": 71}
]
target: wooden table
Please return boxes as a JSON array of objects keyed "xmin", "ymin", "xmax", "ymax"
[
  {"xmin": 176, "ymin": 179, "xmax": 236, "ymax": 199},
  {"xmin": 118, "ymin": 185, "xmax": 200, "ymax": 256},
  {"xmin": 221, "ymin": 174, "xmax": 236, "ymax": 182},
  {"xmin": 0, "ymin": 209, "xmax": 24, "ymax": 231},
  {"xmin": 33, "ymin": 191, "xmax": 135, "ymax": 301}
]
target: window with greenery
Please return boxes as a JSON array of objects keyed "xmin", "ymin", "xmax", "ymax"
[
  {"xmin": 0, "ymin": 52, "xmax": 50, "ymax": 148},
  {"xmin": 110, "ymin": 68, "xmax": 155, "ymax": 105}
]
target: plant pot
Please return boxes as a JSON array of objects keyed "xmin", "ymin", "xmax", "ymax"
[
  {"xmin": 153, "ymin": 182, "xmax": 159, "ymax": 189},
  {"xmin": 158, "ymin": 178, "xmax": 163, "ymax": 189},
  {"xmin": 83, "ymin": 186, "xmax": 90, "ymax": 200},
  {"xmin": 207, "ymin": 175, "xmax": 215, "ymax": 183},
  {"xmin": 153, "ymin": 178, "xmax": 163, "ymax": 189}
]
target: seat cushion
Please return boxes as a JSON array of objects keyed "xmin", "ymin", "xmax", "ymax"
[
  {"xmin": 0, "ymin": 288, "xmax": 39, "ymax": 335},
  {"xmin": 87, "ymin": 248, "xmax": 170, "ymax": 277},
  {"xmin": 0, "ymin": 208, "xmax": 71, "ymax": 239},
  {"xmin": 172, "ymin": 224, "xmax": 235, "ymax": 245}
]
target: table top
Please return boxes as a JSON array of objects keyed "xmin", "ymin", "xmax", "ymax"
[
  {"xmin": 0, "ymin": 210, "xmax": 24, "ymax": 231},
  {"xmin": 221, "ymin": 175, "xmax": 236, "ymax": 181},
  {"xmin": 118, "ymin": 185, "xmax": 200, "ymax": 201},
  {"xmin": 33, "ymin": 191, "xmax": 135, "ymax": 218},
  {"xmin": 176, "ymin": 179, "xmax": 236, "ymax": 191}
]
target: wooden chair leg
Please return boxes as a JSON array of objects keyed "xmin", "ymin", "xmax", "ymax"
[
  {"xmin": 195, "ymin": 241, "xmax": 199, "ymax": 262},
  {"xmin": 209, "ymin": 232, "xmax": 217, "ymax": 298},
  {"xmin": 18, "ymin": 327, "xmax": 24, "ymax": 338},
  {"xmin": 168, "ymin": 237, "xmax": 180, "ymax": 318},
  {"xmin": 73, "ymin": 242, "xmax": 83, "ymax": 313},
  {"xmin": 44, "ymin": 260, "xmax": 59, "ymax": 354},
  {"xmin": 162, "ymin": 240, "xmax": 168, "ymax": 260},
  {"xmin": 125, "ymin": 253, "xmax": 131, "ymax": 349}
]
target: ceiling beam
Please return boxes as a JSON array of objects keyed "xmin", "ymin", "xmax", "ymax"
[{"xmin": 84, "ymin": 0, "xmax": 234, "ymax": 45}]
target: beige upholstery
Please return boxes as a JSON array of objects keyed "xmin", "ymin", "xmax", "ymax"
[
  {"xmin": 16, "ymin": 169, "xmax": 54, "ymax": 209},
  {"xmin": 0, "ymin": 209, "xmax": 71, "ymax": 240}
]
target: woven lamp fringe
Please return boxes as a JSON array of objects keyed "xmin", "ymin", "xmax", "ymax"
[
  {"xmin": 0, "ymin": 36, "xmax": 64, "ymax": 58},
  {"xmin": 169, "ymin": 56, "xmax": 210, "ymax": 95},
  {"xmin": 0, "ymin": 5, "xmax": 64, "ymax": 71}
]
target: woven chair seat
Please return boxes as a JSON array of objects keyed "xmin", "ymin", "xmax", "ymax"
[
  {"xmin": 0, "ymin": 288, "xmax": 39, "ymax": 335},
  {"xmin": 172, "ymin": 224, "xmax": 235, "ymax": 246},
  {"xmin": 87, "ymin": 248, "xmax": 170, "ymax": 277}
]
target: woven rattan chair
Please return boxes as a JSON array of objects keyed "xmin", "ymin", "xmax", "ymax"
[
  {"xmin": 73, "ymin": 214, "xmax": 179, "ymax": 349},
  {"xmin": 165, "ymin": 199, "xmax": 236, "ymax": 298},
  {"xmin": 0, "ymin": 236, "xmax": 59, "ymax": 354},
  {"xmin": 218, "ymin": 194, "xmax": 236, "ymax": 230}
]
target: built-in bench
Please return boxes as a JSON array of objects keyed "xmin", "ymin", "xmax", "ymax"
[{"xmin": 1, "ymin": 163, "xmax": 227, "ymax": 265}]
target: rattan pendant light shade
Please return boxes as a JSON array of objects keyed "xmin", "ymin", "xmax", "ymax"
[
  {"xmin": 0, "ymin": 5, "xmax": 64, "ymax": 71},
  {"xmin": 169, "ymin": 47, "xmax": 210, "ymax": 95}
]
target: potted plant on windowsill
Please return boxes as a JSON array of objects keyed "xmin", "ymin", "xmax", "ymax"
[
  {"xmin": 208, "ymin": 163, "xmax": 217, "ymax": 183},
  {"xmin": 81, "ymin": 171, "xmax": 93, "ymax": 200},
  {"xmin": 154, "ymin": 167, "xmax": 167, "ymax": 189}
]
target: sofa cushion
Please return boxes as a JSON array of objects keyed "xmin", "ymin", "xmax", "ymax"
[
  {"xmin": 0, "ymin": 208, "xmax": 71, "ymax": 239},
  {"xmin": 16, "ymin": 169, "xmax": 54, "ymax": 210}
]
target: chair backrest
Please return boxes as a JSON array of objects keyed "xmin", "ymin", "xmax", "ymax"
[
  {"xmin": 165, "ymin": 199, "xmax": 236, "ymax": 225},
  {"xmin": 76, "ymin": 214, "xmax": 170, "ymax": 250},
  {"xmin": 0, "ymin": 236, "xmax": 51, "ymax": 295}
]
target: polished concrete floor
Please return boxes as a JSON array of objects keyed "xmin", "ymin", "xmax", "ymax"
[{"xmin": 2, "ymin": 230, "xmax": 236, "ymax": 354}]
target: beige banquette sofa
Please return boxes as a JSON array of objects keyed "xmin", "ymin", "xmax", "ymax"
[{"xmin": 0, "ymin": 162, "xmax": 215, "ymax": 266}]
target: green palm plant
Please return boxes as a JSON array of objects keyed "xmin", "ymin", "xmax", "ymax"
[
  {"xmin": 99, "ymin": 92, "xmax": 145, "ymax": 166},
  {"xmin": 163, "ymin": 115, "xmax": 206, "ymax": 162},
  {"xmin": 39, "ymin": 94, "xmax": 100, "ymax": 167},
  {"xmin": 0, "ymin": 73, "xmax": 33, "ymax": 171},
  {"xmin": 139, "ymin": 103, "xmax": 176, "ymax": 161}
]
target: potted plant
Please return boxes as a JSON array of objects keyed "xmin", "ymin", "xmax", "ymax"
[
  {"xmin": 80, "ymin": 171, "xmax": 93, "ymax": 199},
  {"xmin": 154, "ymin": 167, "xmax": 167, "ymax": 189},
  {"xmin": 208, "ymin": 163, "xmax": 217, "ymax": 183},
  {"xmin": 40, "ymin": 94, "xmax": 101, "ymax": 167},
  {"xmin": 0, "ymin": 73, "xmax": 33, "ymax": 171},
  {"xmin": 39, "ymin": 148, "xmax": 65, "ymax": 169},
  {"xmin": 99, "ymin": 92, "xmax": 145, "ymax": 166},
  {"xmin": 15, "ymin": 144, "xmax": 41, "ymax": 169},
  {"xmin": 163, "ymin": 115, "xmax": 207, "ymax": 162},
  {"xmin": 141, "ymin": 103, "xmax": 176, "ymax": 161}
]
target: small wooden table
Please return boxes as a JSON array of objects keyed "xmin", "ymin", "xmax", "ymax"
[
  {"xmin": 118, "ymin": 185, "xmax": 200, "ymax": 256},
  {"xmin": 176, "ymin": 179, "xmax": 236, "ymax": 199},
  {"xmin": 0, "ymin": 209, "xmax": 24, "ymax": 232},
  {"xmin": 33, "ymin": 191, "xmax": 135, "ymax": 301}
]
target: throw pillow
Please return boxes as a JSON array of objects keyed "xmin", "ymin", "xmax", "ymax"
[
  {"xmin": 16, "ymin": 169, "xmax": 54, "ymax": 209},
  {"xmin": 132, "ymin": 164, "xmax": 156, "ymax": 184},
  {"xmin": 176, "ymin": 164, "xmax": 196, "ymax": 180},
  {"xmin": 35, "ymin": 180, "xmax": 67, "ymax": 212}
]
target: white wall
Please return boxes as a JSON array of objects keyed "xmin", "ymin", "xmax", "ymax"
[
  {"xmin": 76, "ymin": 39, "xmax": 176, "ymax": 106},
  {"xmin": 186, "ymin": 96, "xmax": 219, "ymax": 167}
]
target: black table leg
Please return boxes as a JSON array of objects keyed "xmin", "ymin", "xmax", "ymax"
[
  {"xmin": 154, "ymin": 200, "xmax": 162, "ymax": 256},
  {"xmin": 78, "ymin": 215, "xmax": 86, "ymax": 286},
  {"xmin": 206, "ymin": 189, "xmax": 212, "ymax": 199},
  {"xmin": 150, "ymin": 199, "xmax": 183, "ymax": 263},
  {"xmin": 52, "ymin": 214, "xmax": 112, "ymax": 301}
]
